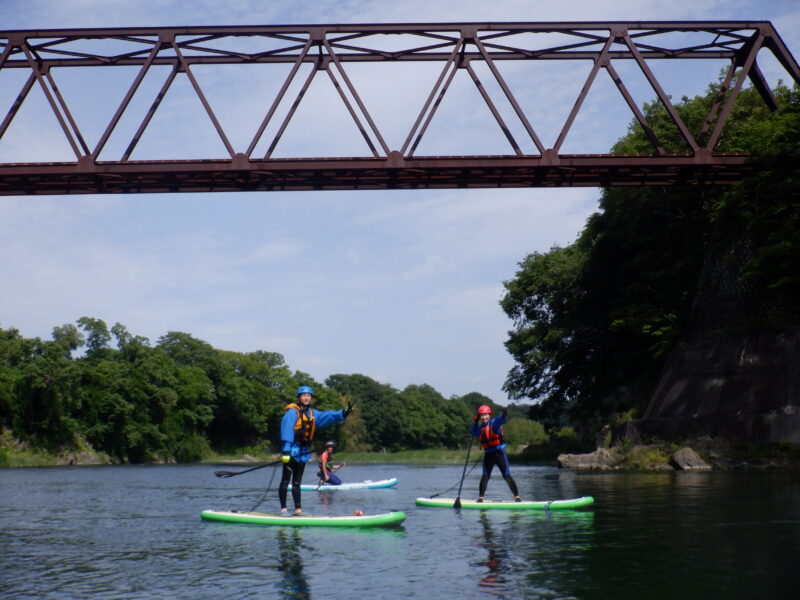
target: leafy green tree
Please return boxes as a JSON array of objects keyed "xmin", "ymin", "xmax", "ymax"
[
  {"xmin": 51, "ymin": 324, "xmax": 84, "ymax": 358},
  {"xmin": 459, "ymin": 392, "xmax": 502, "ymax": 414},
  {"xmin": 337, "ymin": 395, "xmax": 369, "ymax": 451},
  {"xmin": 110, "ymin": 323, "xmax": 151, "ymax": 361},
  {"xmin": 13, "ymin": 338, "xmax": 81, "ymax": 447},
  {"xmin": 503, "ymin": 417, "xmax": 548, "ymax": 447},
  {"xmin": 707, "ymin": 86, "xmax": 800, "ymax": 317},
  {"xmin": 393, "ymin": 384, "xmax": 447, "ymax": 448},
  {"xmin": 502, "ymin": 82, "xmax": 800, "ymax": 432},
  {"xmin": 76, "ymin": 317, "xmax": 111, "ymax": 359},
  {"xmin": 501, "ymin": 244, "xmax": 590, "ymax": 427},
  {"xmin": 0, "ymin": 366, "xmax": 18, "ymax": 430},
  {"xmin": 326, "ymin": 373, "xmax": 399, "ymax": 450},
  {"xmin": 157, "ymin": 331, "xmax": 225, "ymax": 380},
  {"xmin": 0, "ymin": 327, "xmax": 29, "ymax": 429},
  {"xmin": 162, "ymin": 364, "xmax": 214, "ymax": 461},
  {"xmin": 211, "ymin": 356, "xmax": 277, "ymax": 448},
  {"xmin": 77, "ymin": 358, "xmax": 134, "ymax": 460}
]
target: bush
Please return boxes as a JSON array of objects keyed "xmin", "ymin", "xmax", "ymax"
[
  {"xmin": 173, "ymin": 434, "xmax": 211, "ymax": 463},
  {"xmin": 504, "ymin": 417, "xmax": 548, "ymax": 446}
]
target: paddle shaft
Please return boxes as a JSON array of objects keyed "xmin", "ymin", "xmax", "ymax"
[
  {"xmin": 217, "ymin": 400, "xmax": 355, "ymax": 478},
  {"xmin": 453, "ymin": 434, "xmax": 475, "ymax": 509},
  {"xmin": 214, "ymin": 449, "xmax": 315, "ymax": 478}
]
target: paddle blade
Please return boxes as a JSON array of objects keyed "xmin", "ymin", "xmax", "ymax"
[
  {"xmin": 453, "ymin": 496, "xmax": 462, "ymax": 509},
  {"xmin": 214, "ymin": 471, "xmax": 234, "ymax": 478}
]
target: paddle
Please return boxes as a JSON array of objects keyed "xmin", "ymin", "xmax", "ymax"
[
  {"xmin": 218, "ymin": 403, "xmax": 352, "ymax": 479},
  {"xmin": 214, "ymin": 449, "xmax": 314, "ymax": 478},
  {"xmin": 453, "ymin": 434, "xmax": 475, "ymax": 509}
]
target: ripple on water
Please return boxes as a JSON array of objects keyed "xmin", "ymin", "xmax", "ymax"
[{"xmin": 2, "ymin": 463, "xmax": 797, "ymax": 599}]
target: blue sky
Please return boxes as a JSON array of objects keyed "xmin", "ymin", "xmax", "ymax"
[{"xmin": 1, "ymin": 1, "xmax": 798, "ymax": 402}]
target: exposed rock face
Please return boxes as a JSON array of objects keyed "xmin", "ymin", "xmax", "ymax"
[
  {"xmin": 557, "ymin": 447, "xmax": 624, "ymax": 469},
  {"xmin": 57, "ymin": 451, "xmax": 111, "ymax": 466},
  {"xmin": 669, "ymin": 447, "xmax": 711, "ymax": 470},
  {"xmin": 624, "ymin": 326, "xmax": 800, "ymax": 443}
]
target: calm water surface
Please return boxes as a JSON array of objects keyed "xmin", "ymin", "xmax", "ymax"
[{"xmin": 1, "ymin": 462, "xmax": 797, "ymax": 599}]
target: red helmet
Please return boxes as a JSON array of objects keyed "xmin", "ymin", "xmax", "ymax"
[{"xmin": 477, "ymin": 405, "xmax": 492, "ymax": 415}]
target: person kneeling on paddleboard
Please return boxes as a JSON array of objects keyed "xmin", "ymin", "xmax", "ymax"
[
  {"xmin": 317, "ymin": 440, "xmax": 346, "ymax": 486},
  {"xmin": 279, "ymin": 386, "xmax": 352, "ymax": 514},
  {"xmin": 470, "ymin": 404, "xmax": 521, "ymax": 503}
]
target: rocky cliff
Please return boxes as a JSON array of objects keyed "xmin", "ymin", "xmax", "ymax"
[
  {"xmin": 624, "ymin": 325, "xmax": 799, "ymax": 443},
  {"xmin": 623, "ymin": 241, "xmax": 799, "ymax": 444}
]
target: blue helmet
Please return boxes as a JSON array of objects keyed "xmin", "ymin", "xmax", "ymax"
[{"xmin": 297, "ymin": 385, "xmax": 314, "ymax": 397}]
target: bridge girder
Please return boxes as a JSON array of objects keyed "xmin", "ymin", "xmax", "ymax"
[{"xmin": 0, "ymin": 22, "xmax": 797, "ymax": 195}]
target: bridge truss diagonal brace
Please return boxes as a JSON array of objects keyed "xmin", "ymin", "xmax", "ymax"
[{"xmin": 0, "ymin": 21, "xmax": 798, "ymax": 195}]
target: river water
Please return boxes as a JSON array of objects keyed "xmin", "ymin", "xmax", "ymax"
[{"xmin": 1, "ymin": 462, "xmax": 797, "ymax": 599}]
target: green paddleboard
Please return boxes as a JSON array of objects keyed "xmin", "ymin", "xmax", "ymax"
[
  {"xmin": 200, "ymin": 509, "xmax": 406, "ymax": 527},
  {"xmin": 414, "ymin": 496, "xmax": 594, "ymax": 510}
]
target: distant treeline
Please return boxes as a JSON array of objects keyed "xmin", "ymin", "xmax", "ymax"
[{"xmin": 0, "ymin": 319, "xmax": 540, "ymax": 462}]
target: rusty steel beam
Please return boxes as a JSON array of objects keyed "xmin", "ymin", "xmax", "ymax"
[
  {"xmin": 0, "ymin": 22, "xmax": 798, "ymax": 196},
  {"xmin": 0, "ymin": 154, "xmax": 751, "ymax": 194}
]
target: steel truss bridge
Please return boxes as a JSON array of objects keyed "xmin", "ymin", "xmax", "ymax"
[{"xmin": 0, "ymin": 22, "xmax": 798, "ymax": 195}]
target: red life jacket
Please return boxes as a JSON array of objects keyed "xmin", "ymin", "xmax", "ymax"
[
  {"xmin": 319, "ymin": 449, "xmax": 332, "ymax": 475},
  {"xmin": 479, "ymin": 422, "xmax": 504, "ymax": 449}
]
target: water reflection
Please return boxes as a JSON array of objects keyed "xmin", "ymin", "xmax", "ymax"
[
  {"xmin": 318, "ymin": 490, "xmax": 333, "ymax": 509},
  {"xmin": 276, "ymin": 529, "xmax": 310, "ymax": 600},
  {"xmin": 4, "ymin": 464, "xmax": 793, "ymax": 599},
  {"xmin": 474, "ymin": 513, "xmax": 512, "ymax": 594},
  {"xmin": 466, "ymin": 509, "xmax": 597, "ymax": 598}
]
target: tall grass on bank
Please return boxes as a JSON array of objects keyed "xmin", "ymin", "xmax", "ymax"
[
  {"xmin": 204, "ymin": 448, "xmax": 477, "ymax": 465},
  {"xmin": 0, "ymin": 447, "xmax": 68, "ymax": 468},
  {"xmin": 336, "ymin": 448, "xmax": 474, "ymax": 464},
  {"xmin": 3, "ymin": 446, "xmax": 544, "ymax": 468}
]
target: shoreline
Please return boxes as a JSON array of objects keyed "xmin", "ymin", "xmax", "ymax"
[{"xmin": 2, "ymin": 440, "xmax": 799, "ymax": 470}]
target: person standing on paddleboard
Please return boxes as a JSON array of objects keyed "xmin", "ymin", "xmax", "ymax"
[
  {"xmin": 470, "ymin": 404, "xmax": 521, "ymax": 503},
  {"xmin": 317, "ymin": 440, "xmax": 346, "ymax": 486},
  {"xmin": 279, "ymin": 386, "xmax": 352, "ymax": 514}
]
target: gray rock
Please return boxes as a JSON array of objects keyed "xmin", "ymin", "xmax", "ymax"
[
  {"xmin": 669, "ymin": 447, "xmax": 712, "ymax": 470},
  {"xmin": 557, "ymin": 447, "xmax": 624, "ymax": 469}
]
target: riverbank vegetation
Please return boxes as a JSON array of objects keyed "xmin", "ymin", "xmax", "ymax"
[{"xmin": 0, "ymin": 325, "xmax": 548, "ymax": 466}]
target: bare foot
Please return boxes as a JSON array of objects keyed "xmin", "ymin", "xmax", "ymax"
[{"xmin": 294, "ymin": 508, "xmax": 303, "ymax": 515}]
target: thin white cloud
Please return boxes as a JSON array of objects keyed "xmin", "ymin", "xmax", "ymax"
[
  {"xmin": 425, "ymin": 283, "xmax": 506, "ymax": 322},
  {"xmin": 400, "ymin": 254, "xmax": 449, "ymax": 281}
]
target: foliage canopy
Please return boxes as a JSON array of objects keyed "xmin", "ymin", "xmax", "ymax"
[
  {"xmin": 501, "ymin": 82, "xmax": 800, "ymax": 431},
  {"xmin": 0, "ymin": 321, "xmax": 524, "ymax": 462}
]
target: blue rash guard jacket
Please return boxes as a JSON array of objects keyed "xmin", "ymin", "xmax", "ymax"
[
  {"xmin": 470, "ymin": 413, "xmax": 507, "ymax": 452},
  {"xmin": 280, "ymin": 405, "xmax": 345, "ymax": 462}
]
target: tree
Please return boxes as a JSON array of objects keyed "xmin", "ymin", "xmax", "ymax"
[
  {"xmin": 13, "ymin": 338, "xmax": 81, "ymax": 446},
  {"xmin": 503, "ymin": 417, "xmax": 547, "ymax": 447},
  {"xmin": 77, "ymin": 358, "xmax": 134, "ymax": 461},
  {"xmin": 326, "ymin": 373, "xmax": 399, "ymax": 450},
  {"xmin": 459, "ymin": 392, "xmax": 497, "ymax": 413},
  {"xmin": 51, "ymin": 324, "xmax": 84, "ymax": 358},
  {"xmin": 0, "ymin": 326, "xmax": 28, "ymax": 430},
  {"xmin": 501, "ymin": 244, "xmax": 590, "ymax": 427},
  {"xmin": 77, "ymin": 317, "xmax": 111, "ymax": 358},
  {"xmin": 501, "ymin": 82, "xmax": 800, "ymax": 432}
]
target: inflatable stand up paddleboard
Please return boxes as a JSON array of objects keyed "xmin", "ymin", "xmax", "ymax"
[
  {"xmin": 201, "ymin": 509, "xmax": 406, "ymax": 527},
  {"xmin": 414, "ymin": 496, "xmax": 594, "ymax": 510},
  {"xmin": 300, "ymin": 477, "xmax": 398, "ymax": 491}
]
